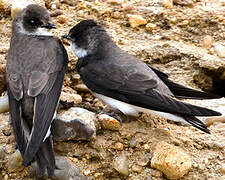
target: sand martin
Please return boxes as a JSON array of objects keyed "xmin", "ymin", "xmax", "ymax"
[
  {"xmin": 6, "ymin": 4, "xmax": 68, "ymax": 177},
  {"xmin": 63, "ymin": 19, "xmax": 221, "ymax": 134}
]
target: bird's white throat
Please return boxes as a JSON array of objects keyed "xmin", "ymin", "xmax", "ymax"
[
  {"xmin": 18, "ymin": 22, "xmax": 53, "ymax": 36},
  {"xmin": 71, "ymin": 43, "xmax": 88, "ymax": 58}
]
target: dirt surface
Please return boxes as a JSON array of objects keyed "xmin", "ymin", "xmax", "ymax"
[{"xmin": 0, "ymin": 0, "xmax": 225, "ymax": 179}]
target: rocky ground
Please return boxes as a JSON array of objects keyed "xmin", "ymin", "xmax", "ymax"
[{"xmin": 0, "ymin": 0, "xmax": 225, "ymax": 179}]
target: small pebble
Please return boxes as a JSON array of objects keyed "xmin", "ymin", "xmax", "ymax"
[
  {"xmin": 162, "ymin": 0, "xmax": 173, "ymax": 8},
  {"xmin": 74, "ymin": 84, "xmax": 89, "ymax": 92},
  {"xmin": 182, "ymin": 20, "xmax": 189, "ymax": 26},
  {"xmin": 128, "ymin": 14, "xmax": 147, "ymax": 28},
  {"xmin": 214, "ymin": 43, "xmax": 225, "ymax": 58},
  {"xmin": 198, "ymin": 164, "xmax": 205, "ymax": 170},
  {"xmin": 146, "ymin": 23, "xmax": 157, "ymax": 32},
  {"xmin": 98, "ymin": 114, "xmax": 121, "ymax": 131},
  {"xmin": 107, "ymin": 0, "xmax": 122, "ymax": 5},
  {"xmin": 129, "ymin": 140, "xmax": 137, "ymax": 148},
  {"xmin": 137, "ymin": 155, "xmax": 149, "ymax": 167},
  {"xmin": 203, "ymin": 35, "xmax": 214, "ymax": 49},
  {"xmin": 170, "ymin": 17, "xmax": 177, "ymax": 23},
  {"xmin": 113, "ymin": 153, "xmax": 129, "ymax": 176},
  {"xmin": 50, "ymin": 3, "xmax": 57, "ymax": 10},
  {"xmin": 221, "ymin": 164, "xmax": 225, "ymax": 174},
  {"xmin": 58, "ymin": 15, "xmax": 67, "ymax": 24},
  {"xmin": 83, "ymin": 169, "xmax": 91, "ymax": 176},
  {"xmin": 115, "ymin": 142, "xmax": 124, "ymax": 150},
  {"xmin": 112, "ymin": 11, "xmax": 120, "ymax": 19},
  {"xmin": 150, "ymin": 169, "xmax": 163, "ymax": 178},
  {"xmin": 122, "ymin": 3, "xmax": 134, "ymax": 11},
  {"xmin": 71, "ymin": 74, "xmax": 81, "ymax": 83},
  {"xmin": 131, "ymin": 164, "xmax": 142, "ymax": 173},
  {"xmin": 50, "ymin": 10, "xmax": 63, "ymax": 17},
  {"xmin": 173, "ymin": 0, "xmax": 193, "ymax": 7},
  {"xmin": 143, "ymin": 143, "xmax": 150, "ymax": 150}
]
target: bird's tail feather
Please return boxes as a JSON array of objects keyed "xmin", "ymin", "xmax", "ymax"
[
  {"xmin": 150, "ymin": 66, "xmax": 221, "ymax": 99},
  {"xmin": 183, "ymin": 115, "xmax": 210, "ymax": 134},
  {"xmin": 35, "ymin": 136, "xmax": 55, "ymax": 177}
]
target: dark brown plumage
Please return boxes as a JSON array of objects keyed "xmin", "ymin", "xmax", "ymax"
[{"xmin": 6, "ymin": 4, "xmax": 68, "ymax": 177}]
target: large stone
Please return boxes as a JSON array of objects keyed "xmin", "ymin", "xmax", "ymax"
[
  {"xmin": 57, "ymin": 107, "xmax": 96, "ymax": 139},
  {"xmin": 128, "ymin": 14, "xmax": 147, "ymax": 28},
  {"xmin": 51, "ymin": 118, "xmax": 94, "ymax": 141},
  {"xmin": 151, "ymin": 142, "xmax": 192, "ymax": 179},
  {"xmin": 29, "ymin": 156, "xmax": 89, "ymax": 180}
]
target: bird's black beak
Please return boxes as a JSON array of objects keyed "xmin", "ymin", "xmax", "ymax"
[
  {"xmin": 62, "ymin": 35, "xmax": 72, "ymax": 41},
  {"xmin": 41, "ymin": 23, "xmax": 57, "ymax": 29}
]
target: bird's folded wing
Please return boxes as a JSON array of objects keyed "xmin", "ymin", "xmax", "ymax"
[
  {"xmin": 22, "ymin": 39, "xmax": 68, "ymax": 165},
  {"xmin": 7, "ymin": 84, "xmax": 27, "ymax": 158},
  {"xmin": 81, "ymin": 63, "xmax": 221, "ymax": 117}
]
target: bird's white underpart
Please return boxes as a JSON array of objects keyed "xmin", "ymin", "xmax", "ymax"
[
  {"xmin": 93, "ymin": 92, "xmax": 189, "ymax": 124},
  {"xmin": 71, "ymin": 43, "xmax": 88, "ymax": 58}
]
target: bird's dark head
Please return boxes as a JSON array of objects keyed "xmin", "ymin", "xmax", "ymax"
[
  {"xmin": 62, "ymin": 19, "xmax": 111, "ymax": 58},
  {"xmin": 15, "ymin": 4, "xmax": 56, "ymax": 35}
]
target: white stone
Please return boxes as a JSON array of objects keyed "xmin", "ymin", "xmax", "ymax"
[{"xmin": 214, "ymin": 43, "xmax": 225, "ymax": 58}]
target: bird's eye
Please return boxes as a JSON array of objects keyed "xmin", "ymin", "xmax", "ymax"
[{"xmin": 29, "ymin": 19, "xmax": 36, "ymax": 25}]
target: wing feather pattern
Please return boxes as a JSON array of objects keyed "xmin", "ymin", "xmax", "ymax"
[
  {"xmin": 80, "ymin": 62, "xmax": 221, "ymax": 117},
  {"xmin": 23, "ymin": 70, "xmax": 65, "ymax": 165},
  {"xmin": 7, "ymin": 84, "xmax": 27, "ymax": 157},
  {"xmin": 7, "ymin": 36, "xmax": 68, "ymax": 176}
]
